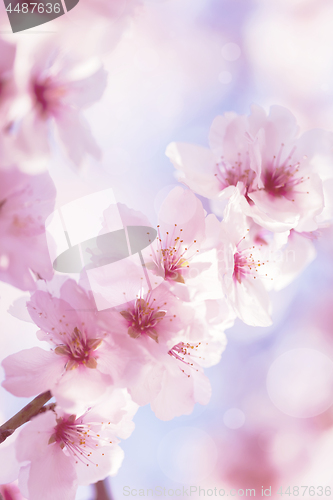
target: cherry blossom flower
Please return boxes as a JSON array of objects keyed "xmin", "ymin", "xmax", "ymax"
[
  {"xmin": 15, "ymin": 44, "xmax": 107, "ymax": 166},
  {"xmin": 218, "ymin": 192, "xmax": 319, "ymax": 326},
  {"xmin": 142, "ymin": 186, "xmax": 224, "ymax": 302},
  {"xmin": 0, "ymin": 166, "xmax": 56, "ymax": 291},
  {"xmin": 100, "ymin": 284, "xmax": 229, "ymax": 420},
  {"xmin": 13, "ymin": 389, "xmax": 137, "ymax": 500},
  {"xmin": 166, "ymin": 105, "xmax": 328, "ymax": 232},
  {"xmin": 217, "ymin": 189, "xmax": 287, "ymax": 327},
  {"xmin": 1, "ymin": 279, "xmax": 129, "ymax": 413}
]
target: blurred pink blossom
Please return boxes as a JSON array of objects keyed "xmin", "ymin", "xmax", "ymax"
[
  {"xmin": 0, "ymin": 166, "xmax": 55, "ymax": 291},
  {"xmin": 15, "ymin": 45, "xmax": 107, "ymax": 166}
]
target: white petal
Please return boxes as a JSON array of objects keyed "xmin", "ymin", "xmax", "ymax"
[{"xmin": 165, "ymin": 142, "xmax": 221, "ymax": 198}]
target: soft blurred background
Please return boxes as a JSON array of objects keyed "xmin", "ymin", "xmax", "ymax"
[{"xmin": 1, "ymin": 0, "xmax": 333, "ymax": 498}]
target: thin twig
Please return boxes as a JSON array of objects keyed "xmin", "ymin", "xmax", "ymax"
[
  {"xmin": 0, "ymin": 390, "xmax": 53, "ymax": 444},
  {"xmin": 94, "ymin": 479, "xmax": 113, "ymax": 500}
]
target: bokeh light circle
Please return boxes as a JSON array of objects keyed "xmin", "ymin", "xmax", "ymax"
[
  {"xmin": 267, "ymin": 348, "xmax": 333, "ymax": 418},
  {"xmin": 157, "ymin": 427, "xmax": 218, "ymax": 483},
  {"xmin": 221, "ymin": 42, "xmax": 241, "ymax": 61},
  {"xmin": 223, "ymin": 408, "xmax": 245, "ymax": 429}
]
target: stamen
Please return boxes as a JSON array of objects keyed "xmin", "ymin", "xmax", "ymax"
[
  {"xmin": 48, "ymin": 414, "xmax": 108, "ymax": 467},
  {"xmin": 214, "ymin": 152, "xmax": 255, "ymax": 195},
  {"xmin": 263, "ymin": 144, "xmax": 304, "ymax": 199},
  {"xmin": 120, "ymin": 292, "xmax": 168, "ymax": 343},
  {"xmin": 233, "ymin": 239, "xmax": 271, "ymax": 284},
  {"xmin": 168, "ymin": 342, "xmax": 203, "ymax": 378},
  {"xmin": 54, "ymin": 327, "xmax": 102, "ymax": 370},
  {"xmin": 150, "ymin": 224, "xmax": 199, "ymax": 283}
]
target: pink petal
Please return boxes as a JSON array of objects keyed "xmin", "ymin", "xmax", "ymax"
[
  {"xmin": 166, "ymin": 142, "xmax": 221, "ymax": 198},
  {"xmin": 150, "ymin": 360, "xmax": 211, "ymax": 420},
  {"xmin": 158, "ymin": 186, "xmax": 206, "ymax": 245},
  {"xmin": 75, "ymin": 444, "xmax": 124, "ymax": 485},
  {"xmin": 52, "ymin": 367, "xmax": 112, "ymax": 413},
  {"xmin": 0, "ymin": 435, "xmax": 21, "ymax": 484},
  {"xmin": 2, "ymin": 347, "xmax": 64, "ymax": 397},
  {"xmin": 232, "ymin": 279, "xmax": 272, "ymax": 327},
  {"xmin": 16, "ymin": 411, "xmax": 57, "ymax": 463},
  {"xmin": 25, "ymin": 446, "xmax": 77, "ymax": 500},
  {"xmin": 56, "ymin": 111, "xmax": 101, "ymax": 165},
  {"xmin": 27, "ymin": 291, "xmax": 81, "ymax": 340}
]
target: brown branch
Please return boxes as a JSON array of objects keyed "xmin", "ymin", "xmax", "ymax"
[
  {"xmin": 0, "ymin": 391, "xmax": 53, "ymax": 444},
  {"xmin": 94, "ymin": 480, "xmax": 113, "ymax": 500}
]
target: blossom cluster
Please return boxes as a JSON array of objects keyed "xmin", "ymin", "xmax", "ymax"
[{"xmin": 0, "ymin": 8, "xmax": 333, "ymax": 500}]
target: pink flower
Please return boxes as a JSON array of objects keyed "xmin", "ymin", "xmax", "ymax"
[
  {"xmin": 101, "ymin": 284, "xmax": 229, "ymax": 420},
  {"xmin": 16, "ymin": 44, "xmax": 107, "ymax": 166},
  {"xmin": 217, "ymin": 189, "xmax": 286, "ymax": 327},
  {"xmin": 0, "ymin": 166, "xmax": 55, "ymax": 291},
  {"xmin": 142, "ymin": 186, "xmax": 224, "ymax": 302},
  {"xmin": 14, "ymin": 390, "xmax": 137, "ymax": 500},
  {"xmin": 2, "ymin": 279, "xmax": 129, "ymax": 413},
  {"xmin": 166, "ymin": 105, "xmax": 328, "ymax": 232},
  {"xmin": 217, "ymin": 187, "xmax": 322, "ymax": 325},
  {"xmin": 114, "ymin": 283, "xmax": 194, "ymax": 348}
]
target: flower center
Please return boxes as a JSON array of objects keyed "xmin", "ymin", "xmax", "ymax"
[
  {"xmin": 54, "ymin": 327, "xmax": 102, "ymax": 370},
  {"xmin": 263, "ymin": 144, "xmax": 303, "ymax": 199},
  {"xmin": 149, "ymin": 224, "xmax": 199, "ymax": 284},
  {"xmin": 233, "ymin": 243, "xmax": 269, "ymax": 284},
  {"xmin": 168, "ymin": 342, "xmax": 202, "ymax": 377},
  {"xmin": 48, "ymin": 414, "xmax": 108, "ymax": 467},
  {"xmin": 34, "ymin": 77, "xmax": 66, "ymax": 116},
  {"xmin": 233, "ymin": 251, "xmax": 250, "ymax": 284},
  {"xmin": 214, "ymin": 153, "xmax": 256, "ymax": 194},
  {"xmin": 120, "ymin": 295, "xmax": 168, "ymax": 343}
]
